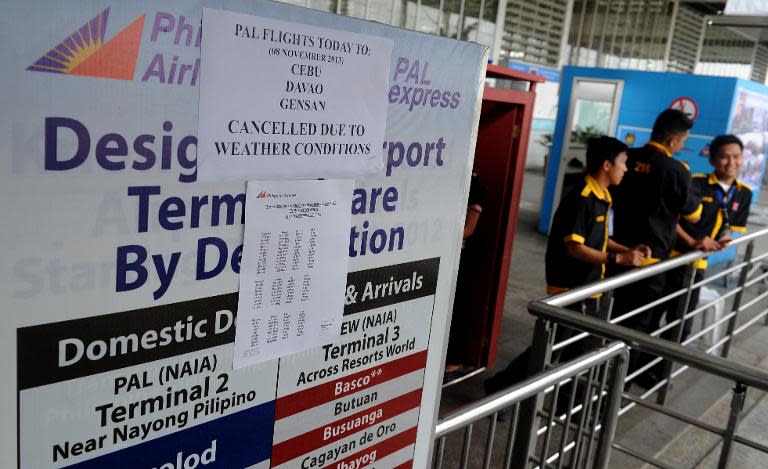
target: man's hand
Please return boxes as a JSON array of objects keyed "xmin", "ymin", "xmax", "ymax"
[
  {"xmin": 635, "ymin": 244, "xmax": 652, "ymax": 258},
  {"xmin": 718, "ymin": 233, "xmax": 732, "ymax": 248},
  {"xmin": 692, "ymin": 236, "xmax": 722, "ymax": 252},
  {"xmin": 617, "ymin": 247, "xmax": 649, "ymax": 267}
]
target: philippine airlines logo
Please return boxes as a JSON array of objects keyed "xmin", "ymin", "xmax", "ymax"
[
  {"xmin": 27, "ymin": 8, "xmax": 145, "ymax": 80},
  {"xmin": 256, "ymin": 191, "xmax": 297, "ymax": 199}
]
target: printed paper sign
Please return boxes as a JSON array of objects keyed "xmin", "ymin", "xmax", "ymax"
[
  {"xmin": 197, "ymin": 8, "xmax": 393, "ymax": 181},
  {"xmin": 234, "ymin": 179, "xmax": 353, "ymax": 368}
]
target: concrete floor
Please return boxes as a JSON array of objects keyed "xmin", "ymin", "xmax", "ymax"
[{"xmin": 437, "ymin": 169, "xmax": 768, "ymax": 468}]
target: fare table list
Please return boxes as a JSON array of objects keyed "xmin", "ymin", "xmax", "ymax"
[{"xmin": 234, "ymin": 179, "xmax": 353, "ymax": 368}]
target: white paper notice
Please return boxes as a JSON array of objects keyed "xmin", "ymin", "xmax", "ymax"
[
  {"xmin": 234, "ymin": 179, "xmax": 353, "ymax": 368},
  {"xmin": 198, "ymin": 8, "xmax": 393, "ymax": 182}
]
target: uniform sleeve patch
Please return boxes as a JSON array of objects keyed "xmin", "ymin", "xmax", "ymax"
[
  {"xmin": 683, "ymin": 203, "xmax": 703, "ymax": 221},
  {"xmin": 564, "ymin": 234, "xmax": 586, "ymax": 244}
]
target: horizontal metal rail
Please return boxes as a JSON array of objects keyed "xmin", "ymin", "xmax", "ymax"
[
  {"xmin": 434, "ymin": 227, "xmax": 768, "ymax": 468},
  {"xmin": 545, "ymin": 227, "xmax": 768, "ymax": 308},
  {"xmin": 526, "ymin": 229, "xmax": 768, "ymax": 469},
  {"xmin": 434, "ymin": 341, "xmax": 628, "ymax": 437},
  {"xmin": 529, "ymin": 300, "xmax": 768, "ymax": 391}
]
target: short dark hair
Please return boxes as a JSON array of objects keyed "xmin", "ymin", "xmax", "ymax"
[
  {"xmin": 709, "ymin": 134, "xmax": 743, "ymax": 161},
  {"xmin": 586, "ymin": 136, "xmax": 628, "ymax": 174},
  {"xmin": 650, "ymin": 109, "xmax": 693, "ymax": 142}
]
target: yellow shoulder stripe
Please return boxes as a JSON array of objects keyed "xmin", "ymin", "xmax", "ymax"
[
  {"xmin": 683, "ymin": 203, "xmax": 703, "ymax": 222},
  {"xmin": 737, "ymin": 180, "xmax": 753, "ymax": 192},
  {"xmin": 564, "ymin": 234, "xmax": 586, "ymax": 244}
]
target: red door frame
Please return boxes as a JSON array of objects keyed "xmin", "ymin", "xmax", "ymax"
[{"xmin": 458, "ymin": 65, "xmax": 544, "ymax": 369}]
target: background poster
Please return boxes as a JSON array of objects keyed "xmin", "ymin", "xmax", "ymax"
[
  {"xmin": 729, "ymin": 88, "xmax": 768, "ymax": 191},
  {"xmin": 1, "ymin": 1, "xmax": 486, "ymax": 467},
  {"xmin": 617, "ymin": 125, "xmax": 716, "ymax": 176}
]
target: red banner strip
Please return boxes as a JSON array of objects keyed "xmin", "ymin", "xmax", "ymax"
[
  {"xmin": 329, "ymin": 426, "xmax": 417, "ymax": 469},
  {"xmin": 271, "ymin": 388, "xmax": 422, "ymax": 466},
  {"xmin": 275, "ymin": 350, "xmax": 427, "ymax": 420}
]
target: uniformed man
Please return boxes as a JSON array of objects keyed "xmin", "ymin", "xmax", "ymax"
[
  {"xmin": 485, "ymin": 136, "xmax": 648, "ymax": 394},
  {"xmin": 545, "ymin": 137, "xmax": 649, "ymax": 299},
  {"xmin": 663, "ymin": 134, "xmax": 753, "ymax": 342},
  {"xmin": 610, "ymin": 109, "xmax": 702, "ymax": 382}
]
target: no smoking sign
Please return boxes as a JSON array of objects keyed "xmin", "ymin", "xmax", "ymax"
[{"xmin": 669, "ymin": 96, "xmax": 699, "ymax": 121}]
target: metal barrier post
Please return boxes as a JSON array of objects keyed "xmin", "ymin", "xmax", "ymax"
[
  {"xmin": 595, "ymin": 292, "xmax": 614, "ymax": 349},
  {"xmin": 658, "ymin": 263, "xmax": 696, "ymax": 406},
  {"xmin": 594, "ymin": 349, "xmax": 629, "ymax": 469},
  {"xmin": 511, "ymin": 317, "xmax": 554, "ymax": 468},
  {"xmin": 434, "ymin": 437, "xmax": 446, "ymax": 469},
  {"xmin": 717, "ymin": 382, "xmax": 748, "ymax": 469},
  {"xmin": 723, "ymin": 242, "xmax": 754, "ymax": 358},
  {"xmin": 460, "ymin": 424, "xmax": 473, "ymax": 469}
]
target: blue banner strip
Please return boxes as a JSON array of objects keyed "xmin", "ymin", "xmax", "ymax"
[{"xmin": 64, "ymin": 400, "xmax": 275, "ymax": 469}]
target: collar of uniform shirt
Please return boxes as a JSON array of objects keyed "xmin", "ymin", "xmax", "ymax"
[
  {"xmin": 708, "ymin": 171, "xmax": 747, "ymax": 190},
  {"xmin": 646, "ymin": 140, "xmax": 672, "ymax": 157},
  {"xmin": 583, "ymin": 174, "xmax": 612, "ymax": 203}
]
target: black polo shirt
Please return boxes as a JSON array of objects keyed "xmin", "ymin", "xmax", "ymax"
[
  {"xmin": 612, "ymin": 142, "xmax": 701, "ymax": 262},
  {"xmin": 546, "ymin": 175, "xmax": 611, "ymax": 292},
  {"xmin": 675, "ymin": 173, "xmax": 752, "ymax": 268}
]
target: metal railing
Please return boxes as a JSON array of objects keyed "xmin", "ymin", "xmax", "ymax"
[
  {"xmin": 433, "ymin": 342, "xmax": 629, "ymax": 469},
  {"xmin": 524, "ymin": 226, "xmax": 768, "ymax": 468},
  {"xmin": 434, "ymin": 226, "xmax": 768, "ymax": 468}
]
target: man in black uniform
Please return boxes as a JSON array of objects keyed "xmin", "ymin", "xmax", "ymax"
[
  {"xmin": 611, "ymin": 109, "xmax": 702, "ymax": 381},
  {"xmin": 544, "ymin": 138, "xmax": 649, "ymax": 298},
  {"xmin": 485, "ymin": 136, "xmax": 648, "ymax": 394},
  {"xmin": 444, "ymin": 172, "xmax": 487, "ymax": 380},
  {"xmin": 663, "ymin": 135, "xmax": 753, "ymax": 343}
]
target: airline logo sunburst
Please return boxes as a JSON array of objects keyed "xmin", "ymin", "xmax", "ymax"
[{"xmin": 27, "ymin": 8, "xmax": 145, "ymax": 81}]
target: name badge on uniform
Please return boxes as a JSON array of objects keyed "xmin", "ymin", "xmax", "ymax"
[
  {"xmin": 732, "ymin": 201, "xmax": 740, "ymax": 211},
  {"xmin": 608, "ymin": 208, "xmax": 614, "ymax": 236}
]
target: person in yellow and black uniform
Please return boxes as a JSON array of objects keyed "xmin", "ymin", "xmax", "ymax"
[
  {"xmin": 544, "ymin": 147, "xmax": 649, "ymax": 298},
  {"xmin": 610, "ymin": 109, "xmax": 702, "ymax": 386},
  {"xmin": 662, "ymin": 135, "xmax": 753, "ymax": 343},
  {"xmin": 484, "ymin": 136, "xmax": 648, "ymax": 395}
]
